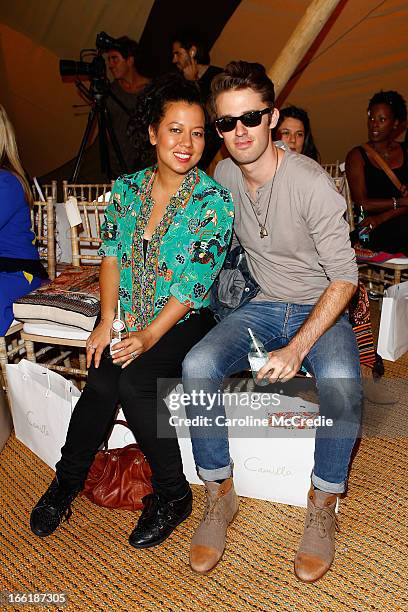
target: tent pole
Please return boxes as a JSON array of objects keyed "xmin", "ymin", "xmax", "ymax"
[{"xmin": 268, "ymin": 0, "xmax": 342, "ymax": 97}]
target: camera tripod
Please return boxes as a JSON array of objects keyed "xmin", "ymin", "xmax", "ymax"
[{"xmin": 70, "ymin": 77, "xmax": 129, "ymax": 183}]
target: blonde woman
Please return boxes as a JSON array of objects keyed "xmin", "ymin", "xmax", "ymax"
[{"xmin": 0, "ymin": 105, "xmax": 47, "ymax": 335}]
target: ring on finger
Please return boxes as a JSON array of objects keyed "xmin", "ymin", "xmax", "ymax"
[{"xmin": 131, "ymin": 351, "xmax": 138, "ymax": 360}]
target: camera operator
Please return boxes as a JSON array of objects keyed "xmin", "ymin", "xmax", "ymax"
[
  {"xmin": 40, "ymin": 34, "xmax": 150, "ymax": 188},
  {"xmin": 104, "ymin": 36, "xmax": 149, "ymax": 178}
]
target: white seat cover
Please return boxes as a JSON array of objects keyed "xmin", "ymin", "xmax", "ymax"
[{"xmin": 23, "ymin": 322, "xmax": 90, "ymax": 340}]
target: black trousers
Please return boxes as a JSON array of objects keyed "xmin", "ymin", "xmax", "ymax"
[
  {"xmin": 56, "ymin": 310, "xmax": 215, "ymax": 499},
  {"xmin": 369, "ymin": 215, "xmax": 408, "ymax": 255}
]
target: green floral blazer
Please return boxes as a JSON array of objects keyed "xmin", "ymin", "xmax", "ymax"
[{"xmin": 98, "ymin": 166, "xmax": 234, "ymax": 331}]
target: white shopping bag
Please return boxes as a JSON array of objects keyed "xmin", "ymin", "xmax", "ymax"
[
  {"xmin": 6, "ymin": 360, "xmax": 81, "ymax": 469},
  {"xmin": 378, "ymin": 281, "xmax": 408, "ymax": 361},
  {"xmin": 108, "ymin": 408, "xmax": 137, "ymax": 448},
  {"xmin": 174, "ymin": 391, "xmax": 317, "ymax": 508}
]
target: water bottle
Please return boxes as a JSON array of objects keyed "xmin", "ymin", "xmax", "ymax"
[
  {"xmin": 110, "ymin": 318, "xmax": 129, "ymax": 353},
  {"xmin": 247, "ymin": 328, "xmax": 269, "ymax": 387},
  {"xmin": 109, "ymin": 300, "xmax": 129, "ymax": 363},
  {"xmin": 358, "ymin": 206, "xmax": 369, "ymax": 245}
]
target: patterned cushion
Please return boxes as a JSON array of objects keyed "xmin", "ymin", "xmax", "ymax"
[
  {"xmin": 14, "ymin": 266, "xmax": 100, "ymax": 331},
  {"xmin": 355, "ymin": 246, "xmax": 407, "ymax": 263}
]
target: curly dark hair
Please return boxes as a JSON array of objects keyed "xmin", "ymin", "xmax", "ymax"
[
  {"xmin": 272, "ymin": 105, "xmax": 320, "ymax": 162},
  {"xmin": 127, "ymin": 72, "xmax": 204, "ymax": 169},
  {"xmin": 209, "ymin": 61, "xmax": 275, "ymax": 120},
  {"xmin": 368, "ymin": 90, "xmax": 407, "ymax": 123}
]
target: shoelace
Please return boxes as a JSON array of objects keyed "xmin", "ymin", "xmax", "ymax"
[
  {"xmin": 306, "ymin": 507, "xmax": 339, "ymax": 538},
  {"xmin": 41, "ymin": 488, "xmax": 76, "ymax": 524},
  {"xmin": 203, "ymin": 495, "xmax": 225, "ymax": 525}
]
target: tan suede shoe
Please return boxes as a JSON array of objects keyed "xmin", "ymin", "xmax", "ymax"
[
  {"xmin": 294, "ymin": 487, "xmax": 339, "ymax": 583},
  {"xmin": 190, "ymin": 478, "xmax": 239, "ymax": 574}
]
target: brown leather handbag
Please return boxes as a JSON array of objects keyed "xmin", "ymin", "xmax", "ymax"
[{"xmin": 82, "ymin": 420, "xmax": 152, "ymax": 511}]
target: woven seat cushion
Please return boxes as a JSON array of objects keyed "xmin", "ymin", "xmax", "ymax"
[{"xmin": 14, "ymin": 266, "xmax": 100, "ymax": 331}]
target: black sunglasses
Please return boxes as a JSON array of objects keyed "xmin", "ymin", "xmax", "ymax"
[{"xmin": 215, "ymin": 107, "xmax": 272, "ymax": 133}]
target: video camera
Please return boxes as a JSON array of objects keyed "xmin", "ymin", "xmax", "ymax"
[{"xmin": 59, "ymin": 31, "xmax": 123, "ymax": 79}]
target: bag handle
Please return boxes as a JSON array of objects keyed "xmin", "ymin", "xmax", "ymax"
[
  {"xmin": 362, "ymin": 143, "xmax": 405, "ymax": 193},
  {"xmin": 102, "ymin": 419, "xmax": 134, "ymax": 450}
]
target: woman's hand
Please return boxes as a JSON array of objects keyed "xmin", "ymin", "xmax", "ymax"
[
  {"xmin": 359, "ymin": 214, "xmax": 386, "ymax": 232},
  {"xmin": 111, "ymin": 329, "xmax": 156, "ymax": 368},
  {"xmin": 86, "ymin": 320, "xmax": 111, "ymax": 369}
]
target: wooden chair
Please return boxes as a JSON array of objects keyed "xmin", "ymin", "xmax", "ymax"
[
  {"xmin": 322, "ymin": 160, "xmax": 341, "ymax": 178},
  {"xmin": 31, "ymin": 196, "xmax": 57, "ymax": 280},
  {"xmin": 334, "ymin": 175, "xmax": 408, "ymax": 295},
  {"xmin": 31, "ymin": 180, "xmax": 57, "ymax": 203},
  {"xmin": 63, "ymin": 181, "xmax": 113, "ymax": 267},
  {"xmin": 0, "ymin": 323, "xmax": 24, "ymax": 392},
  {"xmin": 0, "ymin": 195, "xmax": 56, "ymax": 391},
  {"xmin": 358, "ymin": 258, "xmax": 408, "ymax": 295},
  {"xmin": 332, "ymin": 174, "xmax": 355, "ymax": 232},
  {"xmin": 20, "ymin": 184, "xmax": 111, "ymax": 384}
]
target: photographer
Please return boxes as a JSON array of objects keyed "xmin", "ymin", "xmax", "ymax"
[
  {"xmin": 104, "ymin": 36, "xmax": 149, "ymax": 177},
  {"xmin": 41, "ymin": 34, "xmax": 150, "ymax": 186}
]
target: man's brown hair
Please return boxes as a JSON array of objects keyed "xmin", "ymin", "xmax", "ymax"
[{"xmin": 209, "ymin": 61, "xmax": 275, "ymax": 119}]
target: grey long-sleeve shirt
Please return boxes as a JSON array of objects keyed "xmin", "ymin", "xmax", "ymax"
[{"xmin": 214, "ymin": 150, "xmax": 358, "ymax": 305}]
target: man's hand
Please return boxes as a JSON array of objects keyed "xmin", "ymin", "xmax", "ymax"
[
  {"xmin": 111, "ymin": 329, "xmax": 156, "ymax": 368},
  {"xmin": 257, "ymin": 345, "xmax": 303, "ymax": 383}
]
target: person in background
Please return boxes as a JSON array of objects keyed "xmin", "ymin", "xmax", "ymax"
[
  {"xmin": 30, "ymin": 74, "xmax": 234, "ymax": 549},
  {"xmin": 346, "ymin": 90, "xmax": 408, "ymax": 255},
  {"xmin": 0, "ymin": 105, "xmax": 47, "ymax": 336},
  {"xmin": 273, "ymin": 105, "xmax": 320, "ymax": 162},
  {"xmin": 104, "ymin": 35, "xmax": 150, "ymax": 177},
  {"xmin": 172, "ymin": 31, "xmax": 223, "ymax": 169},
  {"xmin": 172, "ymin": 31, "xmax": 222, "ymax": 100},
  {"xmin": 40, "ymin": 36, "xmax": 150, "ymax": 187}
]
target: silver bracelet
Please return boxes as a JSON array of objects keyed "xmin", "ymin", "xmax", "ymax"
[{"xmin": 392, "ymin": 197, "xmax": 398, "ymax": 210}]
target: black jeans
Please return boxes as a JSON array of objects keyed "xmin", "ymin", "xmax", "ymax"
[{"xmin": 56, "ymin": 310, "xmax": 215, "ymax": 499}]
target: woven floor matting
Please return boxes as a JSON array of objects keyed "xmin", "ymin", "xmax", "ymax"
[{"xmin": 0, "ymin": 303, "xmax": 407, "ymax": 611}]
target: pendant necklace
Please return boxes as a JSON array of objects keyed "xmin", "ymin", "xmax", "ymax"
[{"xmin": 248, "ymin": 146, "xmax": 279, "ymax": 238}]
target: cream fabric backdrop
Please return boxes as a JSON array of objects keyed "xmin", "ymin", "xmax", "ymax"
[
  {"xmin": 211, "ymin": 0, "xmax": 408, "ymax": 163},
  {"xmin": 1, "ymin": 0, "xmax": 407, "ymax": 173},
  {"xmin": 0, "ymin": 0, "xmax": 154, "ymax": 175}
]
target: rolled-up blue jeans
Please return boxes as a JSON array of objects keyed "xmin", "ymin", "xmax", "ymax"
[{"xmin": 182, "ymin": 301, "xmax": 362, "ymax": 494}]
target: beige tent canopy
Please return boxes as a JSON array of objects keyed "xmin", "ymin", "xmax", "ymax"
[{"xmin": 1, "ymin": 0, "xmax": 407, "ymax": 176}]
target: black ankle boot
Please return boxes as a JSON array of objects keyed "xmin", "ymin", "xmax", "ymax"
[
  {"xmin": 129, "ymin": 488, "xmax": 192, "ymax": 549},
  {"xmin": 30, "ymin": 477, "xmax": 81, "ymax": 537}
]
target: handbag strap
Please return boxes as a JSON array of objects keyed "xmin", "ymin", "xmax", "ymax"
[
  {"xmin": 113, "ymin": 419, "xmax": 129, "ymax": 429},
  {"xmin": 103, "ymin": 419, "xmax": 134, "ymax": 450},
  {"xmin": 362, "ymin": 143, "xmax": 404, "ymax": 192}
]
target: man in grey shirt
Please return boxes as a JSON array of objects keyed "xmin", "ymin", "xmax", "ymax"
[{"xmin": 182, "ymin": 61, "xmax": 361, "ymax": 582}]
